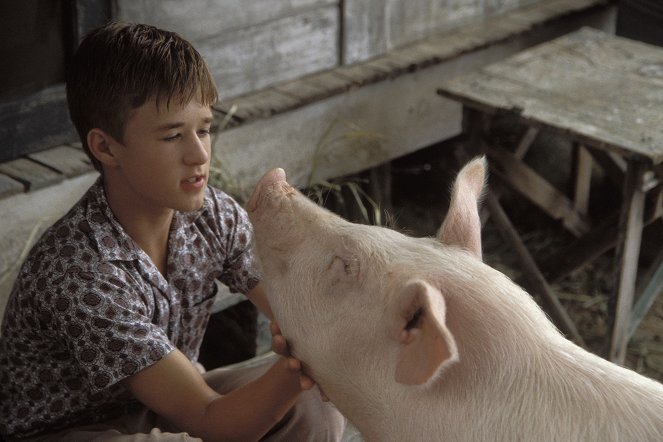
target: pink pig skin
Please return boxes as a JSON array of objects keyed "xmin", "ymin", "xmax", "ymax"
[{"xmin": 247, "ymin": 158, "xmax": 663, "ymax": 442}]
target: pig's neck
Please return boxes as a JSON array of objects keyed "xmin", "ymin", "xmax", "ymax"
[{"xmin": 347, "ymin": 316, "xmax": 663, "ymax": 442}]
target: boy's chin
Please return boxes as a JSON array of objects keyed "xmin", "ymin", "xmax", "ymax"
[{"xmin": 176, "ymin": 197, "xmax": 205, "ymax": 212}]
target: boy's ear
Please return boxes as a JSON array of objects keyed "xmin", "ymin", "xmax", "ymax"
[
  {"xmin": 87, "ymin": 128, "xmax": 120, "ymax": 168},
  {"xmin": 391, "ymin": 279, "xmax": 459, "ymax": 385}
]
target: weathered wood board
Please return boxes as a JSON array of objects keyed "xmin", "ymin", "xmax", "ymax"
[
  {"xmin": 0, "ymin": 158, "xmax": 63, "ymax": 191},
  {"xmin": 439, "ymin": 27, "xmax": 663, "ymax": 164},
  {"xmin": 343, "ymin": 0, "xmax": 543, "ymax": 64},
  {"xmin": 28, "ymin": 145, "xmax": 92, "ymax": 178},
  {"xmin": 115, "ymin": 1, "xmax": 339, "ymax": 99},
  {"xmin": 114, "ymin": 0, "xmax": 337, "ymax": 42}
]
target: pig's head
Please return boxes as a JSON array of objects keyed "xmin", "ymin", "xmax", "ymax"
[{"xmin": 246, "ymin": 158, "xmax": 559, "ymax": 420}]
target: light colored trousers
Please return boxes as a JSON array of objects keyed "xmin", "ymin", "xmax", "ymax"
[{"xmin": 15, "ymin": 353, "xmax": 346, "ymax": 442}]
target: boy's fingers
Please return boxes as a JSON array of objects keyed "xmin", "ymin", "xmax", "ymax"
[
  {"xmin": 299, "ymin": 375, "xmax": 315, "ymax": 391},
  {"xmin": 286, "ymin": 357, "xmax": 301, "ymax": 371},
  {"xmin": 271, "ymin": 335, "xmax": 288, "ymax": 356}
]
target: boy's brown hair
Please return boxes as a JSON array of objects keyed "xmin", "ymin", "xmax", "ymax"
[{"xmin": 66, "ymin": 21, "xmax": 219, "ymax": 171}]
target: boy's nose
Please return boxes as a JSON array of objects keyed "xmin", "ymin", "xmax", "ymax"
[{"xmin": 184, "ymin": 135, "xmax": 210, "ymax": 165}]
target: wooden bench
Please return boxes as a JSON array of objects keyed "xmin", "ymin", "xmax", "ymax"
[{"xmin": 438, "ymin": 27, "xmax": 663, "ymax": 363}]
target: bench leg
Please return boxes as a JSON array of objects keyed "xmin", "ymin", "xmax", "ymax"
[{"xmin": 609, "ymin": 160, "xmax": 647, "ymax": 364}]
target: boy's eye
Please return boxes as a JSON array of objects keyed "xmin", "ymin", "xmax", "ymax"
[
  {"xmin": 163, "ymin": 134, "xmax": 180, "ymax": 142},
  {"xmin": 198, "ymin": 128, "xmax": 211, "ymax": 137}
]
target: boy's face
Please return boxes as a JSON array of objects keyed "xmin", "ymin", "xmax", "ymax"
[{"xmin": 109, "ymin": 99, "xmax": 214, "ymax": 213}]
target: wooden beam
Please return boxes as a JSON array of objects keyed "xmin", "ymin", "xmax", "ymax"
[
  {"xmin": 0, "ymin": 158, "xmax": 63, "ymax": 192},
  {"xmin": 514, "ymin": 126, "xmax": 540, "ymax": 159},
  {"xmin": 487, "ymin": 146, "xmax": 591, "ymax": 236},
  {"xmin": 608, "ymin": 160, "xmax": 647, "ymax": 364}
]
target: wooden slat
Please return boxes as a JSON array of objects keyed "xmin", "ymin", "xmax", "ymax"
[
  {"xmin": 487, "ymin": 146, "xmax": 590, "ymax": 236},
  {"xmin": 27, "ymin": 145, "xmax": 93, "ymax": 177},
  {"xmin": 115, "ymin": 0, "xmax": 336, "ymax": 43},
  {"xmin": 342, "ymin": 0, "xmax": 587, "ymax": 64},
  {"xmin": 514, "ymin": 126, "xmax": 539, "ymax": 159},
  {"xmin": 0, "ymin": 158, "xmax": 63, "ymax": 192},
  {"xmin": 202, "ymin": 6, "xmax": 339, "ymax": 99},
  {"xmin": 0, "ymin": 173, "xmax": 24, "ymax": 198},
  {"xmin": 609, "ymin": 160, "xmax": 648, "ymax": 363}
]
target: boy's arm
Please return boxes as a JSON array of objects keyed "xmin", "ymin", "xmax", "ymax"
[
  {"xmin": 245, "ymin": 283, "xmax": 274, "ymax": 320},
  {"xmin": 123, "ymin": 348, "xmax": 307, "ymax": 441}
]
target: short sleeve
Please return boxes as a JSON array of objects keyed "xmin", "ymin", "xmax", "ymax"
[{"xmin": 42, "ymin": 269, "xmax": 175, "ymax": 393}]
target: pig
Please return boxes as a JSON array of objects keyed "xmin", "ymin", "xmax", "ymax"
[{"xmin": 246, "ymin": 157, "xmax": 663, "ymax": 442}]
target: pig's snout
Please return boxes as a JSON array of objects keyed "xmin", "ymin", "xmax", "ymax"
[{"xmin": 246, "ymin": 168, "xmax": 288, "ymax": 213}]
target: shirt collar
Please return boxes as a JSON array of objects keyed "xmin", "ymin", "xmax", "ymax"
[
  {"xmin": 83, "ymin": 178, "xmax": 212, "ymax": 262},
  {"xmin": 85, "ymin": 178, "xmax": 142, "ymax": 262}
]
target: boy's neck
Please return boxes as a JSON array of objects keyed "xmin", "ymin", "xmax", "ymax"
[{"xmin": 103, "ymin": 178, "xmax": 174, "ymax": 276}]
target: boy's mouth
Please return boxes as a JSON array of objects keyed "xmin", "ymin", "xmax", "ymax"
[{"xmin": 181, "ymin": 174, "xmax": 206, "ymax": 189}]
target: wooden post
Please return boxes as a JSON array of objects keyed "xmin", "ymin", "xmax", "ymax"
[{"xmin": 608, "ymin": 159, "xmax": 648, "ymax": 363}]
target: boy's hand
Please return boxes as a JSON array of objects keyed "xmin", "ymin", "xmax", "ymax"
[{"xmin": 270, "ymin": 322, "xmax": 315, "ymax": 391}]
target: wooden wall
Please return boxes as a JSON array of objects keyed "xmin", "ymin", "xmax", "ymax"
[
  {"xmin": 115, "ymin": 0, "xmax": 340, "ymax": 98},
  {"xmin": 115, "ymin": 0, "xmax": 547, "ymax": 98},
  {"xmin": 344, "ymin": 0, "xmax": 542, "ymax": 63}
]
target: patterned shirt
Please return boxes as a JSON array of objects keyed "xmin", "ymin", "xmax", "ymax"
[{"xmin": 0, "ymin": 178, "xmax": 260, "ymax": 438}]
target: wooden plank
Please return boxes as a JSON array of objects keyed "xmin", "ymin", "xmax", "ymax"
[
  {"xmin": 609, "ymin": 160, "xmax": 648, "ymax": 363},
  {"xmin": 0, "ymin": 158, "xmax": 63, "ymax": 191},
  {"xmin": 487, "ymin": 146, "xmax": 590, "ymax": 236},
  {"xmin": 0, "ymin": 173, "xmax": 24, "ymax": 198},
  {"xmin": 302, "ymin": 71, "xmax": 355, "ymax": 97},
  {"xmin": 27, "ymin": 145, "xmax": 93, "ymax": 177},
  {"xmin": 197, "ymin": 6, "xmax": 339, "ymax": 99},
  {"xmin": 225, "ymin": 89, "xmax": 301, "ymax": 122},
  {"xmin": 439, "ymin": 27, "xmax": 663, "ymax": 164},
  {"xmin": 342, "ymin": 0, "xmax": 545, "ymax": 64},
  {"xmin": 114, "ymin": 0, "xmax": 336, "ymax": 43},
  {"xmin": 485, "ymin": 191, "xmax": 586, "ymax": 347},
  {"xmin": 273, "ymin": 79, "xmax": 328, "ymax": 104},
  {"xmin": 515, "ymin": 126, "xmax": 539, "ymax": 159}
]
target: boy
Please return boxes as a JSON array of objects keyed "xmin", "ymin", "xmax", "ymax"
[{"xmin": 0, "ymin": 21, "xmax": 345, "ymax": 441}]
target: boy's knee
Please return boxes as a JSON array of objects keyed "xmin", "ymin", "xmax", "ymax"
[{"xmin": 262, "ymin": 389, "xmax": 346, "ymax": 442}]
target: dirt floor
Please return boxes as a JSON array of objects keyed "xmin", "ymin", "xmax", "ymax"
[{"xmin": 385, "ymin": 131, "xmax": 663, "ymax": 382}]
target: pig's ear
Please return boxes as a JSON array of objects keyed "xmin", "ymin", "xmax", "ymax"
[
  {"xmin": 436, "ymin": 156, "xmax": 486, "ymax": 259},
  {"xmin": 393, "ymin": 280, "xmax": 458, "ymax": 385}
]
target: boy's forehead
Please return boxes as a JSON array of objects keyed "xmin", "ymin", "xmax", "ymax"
[{"xmin": 128, "ymin": 98, "xmax": 213, "ymax": 126}]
